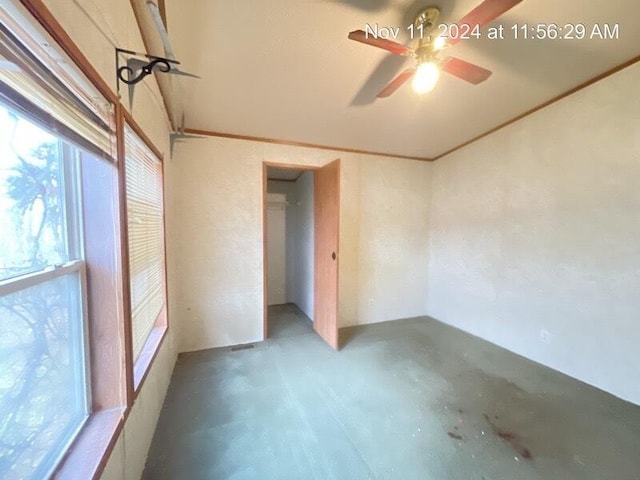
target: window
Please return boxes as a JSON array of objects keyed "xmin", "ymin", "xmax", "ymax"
[
  {"xmin": 1, "ymin": 0, "xmax": 170, "ymax": 476},
  {"xmin": 0, "ymin": 2, "xmax": 117, "ymax": 477},
  {"xmin": 124, "ymin": 126, "xmax": 167, "ymax": 372},
  {"xmin": 0, "ymin": 103, "xmax": 88, "ymax": 480}
]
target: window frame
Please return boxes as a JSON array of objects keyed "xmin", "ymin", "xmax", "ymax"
[
  {"xmin": 0, "ymin": 261, "xmax": 90, "ymax": 478},
  {"xmin": 57, "ymin": 139, "xmax": 129, "ymax": 478},
  {"xmin": 1, "ymin": 1, "xmax": 171, "ymax": 478},
  {"xmin": 0, "ymin": 94, "xmax": 93, "ymax": 480}
]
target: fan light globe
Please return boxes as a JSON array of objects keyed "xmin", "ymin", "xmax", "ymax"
[
  {"xmin": 412, "ymin": 62, "xmax": 440, "ymax": 94},
  {"xmin": 433, "ymin": 35, "xmax": 447, "ymax": 51}
]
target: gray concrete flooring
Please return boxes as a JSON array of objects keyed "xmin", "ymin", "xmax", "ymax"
[{"xmin": 142, "ymin": 304, "xmax": 640, "ymax": 480}]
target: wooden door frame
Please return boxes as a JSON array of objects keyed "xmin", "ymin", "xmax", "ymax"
[{"xmin": 262, "ymin": 161, "xmax": 338, "ymax": 341}]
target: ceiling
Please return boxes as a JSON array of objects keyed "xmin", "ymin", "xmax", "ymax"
[
  {"xmin": 164, "ymin": 0, "xmax": 640, "ymax": 160},
  {"xmin": 267, "ymin": 167, "xmax": 305, "ymax": 181}
]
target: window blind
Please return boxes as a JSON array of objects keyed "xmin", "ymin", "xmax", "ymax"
[
  {"xmin": 0, "ymin": 2, "xmax": 114, "ymax": 158},
  {"xmin": 124, "ymin": 126, "xmax": 166, "ymax": 360}
]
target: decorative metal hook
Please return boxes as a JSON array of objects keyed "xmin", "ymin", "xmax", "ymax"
[
  {"xmin": 115, "ymin": 47, "xmax": 198, "ymax": 110},
  {"xmin": 118, "ymin": 57, "xmax": 172, "ymax": 85},
  {"xmin": 116, "ymin": 48, "xmax": 180, "ymax": 85}
]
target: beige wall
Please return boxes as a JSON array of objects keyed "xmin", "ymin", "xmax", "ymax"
[
  {"xmin": 169, "ymin": 137, "xmax": 432, "ymax": 352},
  {"xmin": 39, "ymin": 0, "xmax": 177, "ymax": 478},
  {"xmin": 285, "ymin": 172, "xmax": 315, "ymax": 319},
  {"xmin": 428, "ymin": 62, "xmax": 640, "ymax": 405},
  {"xmin": 38, "ymin": 6, "xmax": 640, "ymax": 480},
  {"xmin": 100, "ymin": 340, "xmax": 175, "ymax": 480},
  {"xmin": 357, "ymin": 157, "xmax": 432, "ymax": 324}
]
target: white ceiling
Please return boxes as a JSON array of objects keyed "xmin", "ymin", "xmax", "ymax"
[{"xmin": 165, "ymin": 0, "xmax": 640, "ymax": 160}]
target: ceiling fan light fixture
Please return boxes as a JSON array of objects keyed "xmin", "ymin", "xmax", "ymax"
[
  {"xmin": 412, "ymin": 61, "xmax": 440, "ymax": 94},
  {"xmin": 348, "ymin": 0, "xmax": 515, "ymax": 98},
  {"xmin": 433, "ymin": 35, "xmax": 447, "ymax": 51}
]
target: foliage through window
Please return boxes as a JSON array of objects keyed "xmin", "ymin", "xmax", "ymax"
[
  {"xmin": 0, "ymin": 103, "xmax": 88, "ymax": 479},
  {"xmin": 1, "ymin": 0, "xmax": 166, "ymax": 476}
]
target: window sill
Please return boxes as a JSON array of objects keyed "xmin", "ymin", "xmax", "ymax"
[
  {"xmin": 133, "ymin": 322, "xmax": 168, "ymax": 395},
  {"xmin": 54, "ymin": 316, "xmax": 167, "ymax": 478},
  {"xmin": 54, "ymin": 407, "xmax": 125, "ymax": 479}
]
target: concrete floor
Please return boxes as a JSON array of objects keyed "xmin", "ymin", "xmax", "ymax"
[{"xmin": 142, "ymin": 304, "xmax": 640, "ymax": 480}]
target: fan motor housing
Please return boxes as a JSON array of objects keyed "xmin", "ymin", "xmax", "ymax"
[
  {"xmin": 414, "ymin": 7, "xmax": 441, "ymax": 34},
  {"xmin": 414, "ymin": 7, "xmax": 441, "ymax": 61}
]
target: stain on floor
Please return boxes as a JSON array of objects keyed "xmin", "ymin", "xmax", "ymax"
[
  {"xmin": 142, "ymin": 304, "xmax": 640, "ymax": 480},
  {"xmin": 483, "ymin": 413, "xmax": 533, "ymax": 460}
]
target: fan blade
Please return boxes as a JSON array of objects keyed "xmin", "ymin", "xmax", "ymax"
[
  {"xmin": 348, "ymin": 30, "xmax": 413, "ymax": 56},
  {"xmin": 377, "ymin": 68, "xmax": 415, "ymax": 98},
  {"xmin": 448, "ymin": 0, "xmax": 523, "ymax": 46},
  {"xmin": 442, "ymin": 57, "xmax": 492, "ymax": 84}
]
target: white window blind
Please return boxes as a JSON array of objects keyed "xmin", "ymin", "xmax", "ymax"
[
  {"xmin": 0, "ymin": 1, "xmax": 114, "ymax": 158},
  {"xmin": 124, "ymin": 126, "xmax": 166, "ymax": 360}
]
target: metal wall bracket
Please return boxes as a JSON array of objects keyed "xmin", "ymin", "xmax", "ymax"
[
  {"xmin": 116, "ymin": 47, "xmax": 201, "ymax": 109},
  {"xmin": 116, "ymin": 47, "xmax": 178, "ymax": 84}
]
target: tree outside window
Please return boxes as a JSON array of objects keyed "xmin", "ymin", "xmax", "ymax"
[{"xmin": 0, "ymin": 104, "xmax": 88, "ymax": 480}]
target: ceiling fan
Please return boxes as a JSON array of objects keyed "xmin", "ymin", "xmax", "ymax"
[{"xmin": 348, "ymin": 0, "xmax": 523, "ymax": 97}]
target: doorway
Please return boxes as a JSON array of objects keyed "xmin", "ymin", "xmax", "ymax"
[{"xmin": 262, "ymin": 161, "xmax": 340, "ymax": 349}]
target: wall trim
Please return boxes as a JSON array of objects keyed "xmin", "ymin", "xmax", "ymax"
[
  {"xmin": 185, "ymin": 128, "xmax": 434, "ymax": 162},
  {"xmin": 432, "ymin": 54, "xmax": 640, "ymax": 161}
]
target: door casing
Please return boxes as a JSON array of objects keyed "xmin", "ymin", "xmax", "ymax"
[{"xmin": 262, "ymin": 161, "xmax": 340, "ymax": 349}]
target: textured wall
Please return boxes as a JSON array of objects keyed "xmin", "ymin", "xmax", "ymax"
[
  {"xmin": 286, "ymin": 171, "xmax": 315, "ymax": 319},
  {"xmin": 266, "ymin": 175, "xmax": 315, "ymax": 317},
  {"xmin": 266, "ymin": 175, "xmax": 315, "ymax": 318},
  {"xmin": 265, "ymin": 193, "xmax": 287, "ymax": 305},
  {"xmin": 169, "ymin": 137, "xmax": 432, "ymax": 352},
  {"xmin": 38, "ymin": 1, "xmax": 177, "ymax": 477},
  {"xmin": 100, "ymin": 340, "xmax": 176, "ymax": 480},
  {"xmin": 357, "ymin": 157, "xmax": 432, "ymax": 324},
  {"xmin": 428, "ymin": 62, "xmax": 640, "ymax": 404}
]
